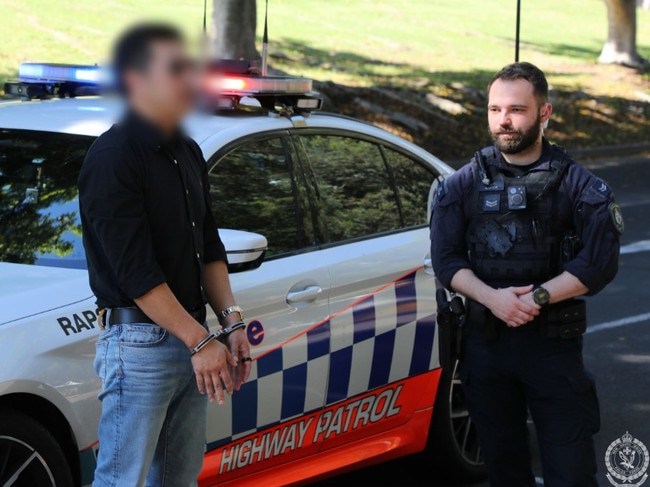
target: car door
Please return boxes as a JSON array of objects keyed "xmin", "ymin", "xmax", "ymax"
[
  {"xmin": 293, "ymin": 131, "xmax": 440, "ymax": 450},
  {"xmin": 200, "ymin": 134, "xmax": 331, "ymax": 482}
]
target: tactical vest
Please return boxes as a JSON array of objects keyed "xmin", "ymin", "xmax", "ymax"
[{"xmin": 466, "ymin": 146, "xmax": 572, "ymax": 285}]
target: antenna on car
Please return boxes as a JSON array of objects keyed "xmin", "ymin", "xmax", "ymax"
[
  {"xmin": 515, "ymin": 0, "xmax": 521, "ymax": 62},
  {"xmin": 201, "ymin": 0, "xmax": 209, "ymax": 57},
  {"xmin": 203, "ymin": 0, "xmax": 207, "ymax": 34},
  {"xmin": 261, "ymin": 0, "xmax": 269, "ymax": 76}
]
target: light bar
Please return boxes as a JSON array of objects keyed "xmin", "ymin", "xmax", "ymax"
[
  {"xmin": 18, "ymin": 63, "xmax": 103, "ymax": 85},
  {"xmin": 205, "ymin": 74, "xmax": 313, "ymax": 96},
  {"xmin": 7, "ymin": 61, "xmax": 322, "ymax": 112}
]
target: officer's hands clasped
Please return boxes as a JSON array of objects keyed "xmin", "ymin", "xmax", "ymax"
[{"xmin": 487, "ymin": 284, "xmax": 540, "ymax": 328}]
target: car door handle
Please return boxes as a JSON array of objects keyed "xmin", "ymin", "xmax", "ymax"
[
  {"xmin": 423, "ymin": 252, "xmax": 434, "ymax": 274},
  {"xmin": 286, "ymin": 285, "xmax": 323, "ymax": 304}
]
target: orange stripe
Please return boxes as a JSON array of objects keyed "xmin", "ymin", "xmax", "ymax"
[
  {"xmin": 81, "ymin": 440, "xmax": 99, "ymax": 451},
  {"xmin": 198, "ymin": 369, "xmax": 442, "ymax": 486}
]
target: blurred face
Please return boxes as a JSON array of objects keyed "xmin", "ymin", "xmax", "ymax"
[
  {"xmin": 487, "ymin": 78, "xmax": 552, "ymax": 155},
  {"xmin": 125, "ymin": 39, "xmax": 197, "ymax": 124}
]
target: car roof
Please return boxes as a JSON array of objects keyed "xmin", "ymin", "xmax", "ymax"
[
  {"xmin": 0, "ymin": 97, "xmax": 451, "ymax": 172},
  {"xmin": 0, "ymin": 96, "xmax": 253, "ymax": 141}
]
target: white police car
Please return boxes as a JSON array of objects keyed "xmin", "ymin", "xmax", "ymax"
[{"xmin": 0, "ymin": 63, "xmax": 484, "ymax": 486}]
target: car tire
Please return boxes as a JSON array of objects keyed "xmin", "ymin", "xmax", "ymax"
[
  {"xmin": 0, "ymin": 409, "xmax": 74, "ymax": 487},
  {"xmin": 423, "ymin": 360, "xmax": 486, "ymax": 483}
]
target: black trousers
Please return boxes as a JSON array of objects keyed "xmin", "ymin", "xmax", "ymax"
[{"xmin": 459, "ymin": 305, "xmax": 600, "ymax": 487}]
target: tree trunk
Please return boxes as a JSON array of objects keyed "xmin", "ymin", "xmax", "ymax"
[
  {"xmin": 212, "ymin": 0, "xmax": 259, "ymax": 60},
  {"xmin": 599, "ymin": 0, "xmax": 648, "ymax": 67}
]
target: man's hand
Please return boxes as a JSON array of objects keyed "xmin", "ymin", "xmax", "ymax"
[
  {"xmin": 227, "ymin": 329, "xmax": 252, "ymax": 391},
  {"xmin": 191, "ymin": 340, "xmax": 237, "ymax": 405},
  {"xmin": 518, "ymin": 291, "xmax": 538, "ymax": 310},
  {"xmin": 486, "ymin": 285, "xmax": 540, "ymax": 327}
]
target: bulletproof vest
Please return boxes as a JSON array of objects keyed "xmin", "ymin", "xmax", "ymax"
[{"xmin": 466, "ymin": 146, "xmax": 571, "ymax": 285}]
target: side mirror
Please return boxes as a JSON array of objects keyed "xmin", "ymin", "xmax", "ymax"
[{"xmin": 219, "ymin": 229, "xmax": 268, "ymax": 273}]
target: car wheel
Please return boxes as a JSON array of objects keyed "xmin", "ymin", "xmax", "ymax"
[
  {"xmin": 424, "ymin": 360, "xmax": 486, "ymax": 483},
  {"xmin": 0, "ymin": 409, "xmax": 74, "ymax": 487}
]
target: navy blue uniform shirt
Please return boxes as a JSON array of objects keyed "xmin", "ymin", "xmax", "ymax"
[
  {"xmin": 79, "ymin": 111, "xmax": 227, "ymax": 310},
  {"xmin": 430, "ymin": 139, "xmax": 620, "ymax": 294}
]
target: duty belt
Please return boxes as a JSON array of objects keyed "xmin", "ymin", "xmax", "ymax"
[
  {"xmin": 466, "ymin": 298, "xmax": 586, "ymax": 340},
  {"xmin": 101, "ymin": 306, "xmax": 206, "ymax": 328}
]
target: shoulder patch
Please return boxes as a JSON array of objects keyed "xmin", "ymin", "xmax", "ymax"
[
  {"xmin": 591, "ymin": 178, "xmax": 612, "ymax": 198},
  {"xmin": 609, "ymin": 202, "xmax": 625, "ymax": 234},
  {"xmin": 582, "ymin": 177, "xmax": 613, "ymax": 205}
]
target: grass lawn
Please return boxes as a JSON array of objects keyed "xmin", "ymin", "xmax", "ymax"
[{"xmin": 1, "ymin": 0, "xmax": 649, "ymax": 159}]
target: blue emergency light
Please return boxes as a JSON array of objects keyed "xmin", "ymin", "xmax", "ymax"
[
  {"xmin": 4, "ymin": 63, "xmax": 104, "ymax": 100},
  {"xmin": 4, "ymin": 60, "xmax": 322, "ymax": 113},
  {"xmin": 18, "ymin": 63, "xmax": 103, "ymax": 84}
]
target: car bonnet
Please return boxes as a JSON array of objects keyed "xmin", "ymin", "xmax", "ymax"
[{"xmin": 0, "ymin": 262, "xmax": 94, "ymax": 325}]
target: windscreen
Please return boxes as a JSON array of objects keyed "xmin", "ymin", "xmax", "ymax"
[{"xmin": 0, "ymin": 129, "xmax": 94, "ymax": 269}]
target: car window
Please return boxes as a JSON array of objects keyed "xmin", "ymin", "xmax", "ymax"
[
  {"xmin": 298, "ymin": 134, "xmax": 401, "ymax": 243},
  {"xmin": 383, "ymin": 147, "xmax": 439, "ymax": 227},
  {"xmin": 209, "ymin": 136, "xmax": 311, "ymax": 257},
  {"xmin": 0, "ymin": 129, "xmax": 94, "ymax": 269}
]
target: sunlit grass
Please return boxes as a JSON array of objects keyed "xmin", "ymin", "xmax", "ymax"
[
  {"xmin": 0, "ymin": 0, "xmax": 648, "ymax": 155},
  {"xmin": 1, "ymin": 0, "xmax": 648, "ymax": 97}
]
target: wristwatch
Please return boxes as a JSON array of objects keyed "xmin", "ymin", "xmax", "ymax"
[
  {"xmin": 532, "ymin": 286, "xmax": 550, "ymax": 307},
  {"xmin": 218, "ymin": 305, "xmax": 244, "ymax": 323}
]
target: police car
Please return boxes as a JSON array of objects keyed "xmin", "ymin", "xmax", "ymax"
[{"xmin": 0, "ymin": 63, "xmax": 484, "ymax": 486}]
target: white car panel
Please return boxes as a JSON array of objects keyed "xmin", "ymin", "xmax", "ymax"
[
  {"xmin": 0, "ymin": 96, "xmax": 456, "ymax": 486},
  {"xmin": 0, "ymin": 263, "xmax": 93, "ymax": 325}
]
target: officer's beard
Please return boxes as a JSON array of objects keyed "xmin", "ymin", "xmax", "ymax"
[{"xmin": 490, "ymin": 113, "xmax": 542, "ymax": 155}]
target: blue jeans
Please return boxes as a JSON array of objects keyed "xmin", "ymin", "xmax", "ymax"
[{"xmin": 93, "ymin": 323, "xmax": 207, "ymax": 487}]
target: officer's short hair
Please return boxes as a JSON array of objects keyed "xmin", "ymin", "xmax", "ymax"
[
  {"xmin": 488, "ymin": 62, "xmax": 549, "ymax": 106},
  {"xmin": 112, "ymin": 22, "xmax": 185, "ymax": 94}
]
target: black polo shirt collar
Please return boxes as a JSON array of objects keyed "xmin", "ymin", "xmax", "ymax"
[{"xmin": 121, "ymin": 110, "xmax": 183, "ymax": 151}]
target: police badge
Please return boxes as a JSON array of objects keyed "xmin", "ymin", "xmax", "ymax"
[
  {"xmin": 605, "ymin": 432, "xmax": 649, "ymax": 487},
  {"xmin": 609, "ymin": 202, "xmax": 625, "ymax": 235}
]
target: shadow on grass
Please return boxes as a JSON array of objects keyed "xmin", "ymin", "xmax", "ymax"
[
  {"xmin": 272, "ymin": 39, "xmax": 650, "ymax": 163},
  {"xmin": 0, "ymin": 41, "xmax": 648, "ymax": 163},
  {"xmin": 0, "ymin": 70, "xmax": 17, "ymax": 100},
  {"xmin": 493, "ymin": 38, "xmax": 602, "ymax": 63},
  {"xmin": 530, "ymin": 42, "xmax": 601, "ymax": 62}
]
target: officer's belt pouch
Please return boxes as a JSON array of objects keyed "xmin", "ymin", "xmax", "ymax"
[
  {"xmin": 544, "ymin": 299, "xmax": 587, "ymax": 339},
  {"xmin": 466, "ymin": 300, "xmax": 499, "ymax": 341}
]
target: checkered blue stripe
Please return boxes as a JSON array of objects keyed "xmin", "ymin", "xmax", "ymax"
[{"xmin": 206, "ymin": 269, "xmax": 437, "ymax": 450}]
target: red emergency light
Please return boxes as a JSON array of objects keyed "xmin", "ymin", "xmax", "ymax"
[
  {"xmin": 204, "ymin": 73, "xmax": 314, "ymax": 96},
  {"xmin": 201, "ymin": 70, "xmax": 322, "ymax": 113}
]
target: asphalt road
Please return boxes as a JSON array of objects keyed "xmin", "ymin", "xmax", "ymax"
[{"xmin": 311, "ymin": 153, "xmax": 650, "ymax": 487}]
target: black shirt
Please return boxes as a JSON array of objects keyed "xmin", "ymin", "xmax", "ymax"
[{"xmin": 78, "ymin": 111, "xmax": 227, "ymax": 310}]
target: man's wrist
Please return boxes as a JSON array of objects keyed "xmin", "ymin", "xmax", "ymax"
[
  {"xmin": 217, "ymin": 305, "xmax": 243, "ymax": 325},
  {"xmin": 190, "ymin": 321, "xmax": 246, "ymax": 355},
  {"xmin": 532, "ymin": 286, "xmax": 550, "ymax": 307},
  {"xmin": 184, "ymin": 323, "xmax": 211, "ymax": 350},
  {"xmin": 476, "ymin": 285, "xmax": 498, "ymax": 308},
  {"xmin": 227, "ymin": 327, "xmax": 246, "ymax": 340}
]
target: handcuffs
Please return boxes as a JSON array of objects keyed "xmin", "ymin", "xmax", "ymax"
[{"xmin": 190, "ymin": 321, "xmax": 247, "ymax": 356}]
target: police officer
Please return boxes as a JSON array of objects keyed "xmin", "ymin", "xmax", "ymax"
[{"xmin": 430, "ymin": 62, "xmax": 622, "ymax": 486}]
